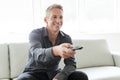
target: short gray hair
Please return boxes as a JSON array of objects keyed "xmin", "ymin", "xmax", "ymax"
[{"xmin": 45, "ymin": 4, "xmax": 63, "ymax": 17}]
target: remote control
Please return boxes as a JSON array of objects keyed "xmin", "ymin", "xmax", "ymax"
[{"xmin": 71, "ymin": 46, "xmax": 83, "ymax": 51}]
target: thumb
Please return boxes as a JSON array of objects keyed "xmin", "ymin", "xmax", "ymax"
[{"xmin": 62, "ymin": 43, "xmax": 72, "ymax": 48}]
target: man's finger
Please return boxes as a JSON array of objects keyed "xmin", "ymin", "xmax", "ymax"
[{"xmin": 62, "ymin": 43, "xmax": 72, "ymax": 48}]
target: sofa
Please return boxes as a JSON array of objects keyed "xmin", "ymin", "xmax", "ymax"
[{"xmin": 0, "ymin": 39, "xmax": 120, "ymax": 80}]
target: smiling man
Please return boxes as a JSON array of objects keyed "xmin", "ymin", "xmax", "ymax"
[{"xmin": 17, "ymin": 4, "xmax": 88, "ymax": 80}]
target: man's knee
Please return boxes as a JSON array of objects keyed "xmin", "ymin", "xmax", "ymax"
[
  {"xmin": 77, "ymin": 71, "xmax": 88, "ymax": 80},
  {"xmin": 68, "ymin": 71, "xmax": 88, "ymax": 80}
]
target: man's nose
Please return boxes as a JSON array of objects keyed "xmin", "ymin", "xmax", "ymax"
[{"xmin": 56, "ymin": 18, "xmax": 62, "ymax": 22}]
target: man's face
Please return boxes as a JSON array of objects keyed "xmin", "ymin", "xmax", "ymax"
[{"xmin": 45, "ymin": 8, "xmax": 63, "ymax": 33}]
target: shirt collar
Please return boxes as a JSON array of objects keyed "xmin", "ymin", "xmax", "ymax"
[
  {"xmin": 43, "ymin": 27, "xmax": 48, "ymax": 37},
  {"xmin": 43, "ymin": 27, "xmax": 65, "ymax": 38}
]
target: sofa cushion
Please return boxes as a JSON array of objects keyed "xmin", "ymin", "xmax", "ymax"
[
  {"xmin": 79, "ymin": 66, "xmax": 120, "ymax": 80},
  {"xmin": 0, "ymin": 44, "xmax": 9, "ymax": 79},
  {"xmin": 72, "ymin": 39, "xmax": 114, "ymax": 68},
  {"xmin": 9, "ymin": 43, "xmax": 29, "ymax": 78}
]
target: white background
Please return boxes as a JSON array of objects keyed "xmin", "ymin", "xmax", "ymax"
[{"xmin": 0, "ymin": 0, "xmax": 120, "ymax": 52}]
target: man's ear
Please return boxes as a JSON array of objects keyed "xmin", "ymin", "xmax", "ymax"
[{"xmin": 44, "ymin": 17, "xmax": 47, "ymax": 23}]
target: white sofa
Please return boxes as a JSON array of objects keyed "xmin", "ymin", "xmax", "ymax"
[{"xmin": 0, "ymin": 39, "xmax": 120, "ymax": 80}]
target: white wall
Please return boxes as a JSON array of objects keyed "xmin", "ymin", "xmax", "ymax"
[
  {"xmin": 0, "ymin": 0, "xmax": 120, "ymax": 54},
  {"xmin": 0, "ymin": 0, "xmax": 33, "ymax": 43}
]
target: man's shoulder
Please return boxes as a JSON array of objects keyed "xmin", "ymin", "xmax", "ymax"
[
  {"xmin": 60, "ymin": 31, "xmax": 72, "ymax": 43},
  {"xmin": 30, "ymin": 27, "xmax": 45, "ymax": 34},
  {"xmin": 60, "ymin": 31, "xmax": 71, "ymax": 38},
  {"xmin": 29, "ymin": 27, "xmax": 45, "ymax": 38}
]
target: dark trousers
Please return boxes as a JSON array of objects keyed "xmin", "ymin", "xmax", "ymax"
[{"xmin": 17, "ymin": 71, "xmax": 88, "ymax": 80}]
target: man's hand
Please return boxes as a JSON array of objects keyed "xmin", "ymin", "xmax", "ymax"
[
  {"xmin": 53, "ymin": 78, "xmax": 59, "ymax": 80},
  {"xmin": 52, "ymin": 43, "xmax": 76, "ymax": 58}
]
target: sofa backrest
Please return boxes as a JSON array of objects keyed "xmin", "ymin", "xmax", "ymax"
[
  {"xmin": 72, "ymin": 39, "xmax": 114, "ymax": 68},
  {"xmin": 0, "ymin": 44, "xmax": 9, "ymax": 79},
  {"xmin": 8, "ymin": 43, "xmax": 29, "ymax": 78}
]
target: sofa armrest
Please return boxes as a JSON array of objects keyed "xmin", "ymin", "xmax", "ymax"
[{"xmin": 112, "ymin": 52, "xmax": 120, "ymax": 67}]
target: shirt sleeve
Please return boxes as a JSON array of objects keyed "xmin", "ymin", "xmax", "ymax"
[
  {"xmin": 54, "ymin": 35, "xmax": 77, "ymax": 80},
  {"xmin": 54, "ymin": 56, "xmax": 76, "ymax": 80},
  {"xmin": 29, "ymin": 29, "xmax": 59, "ymax": 64}
]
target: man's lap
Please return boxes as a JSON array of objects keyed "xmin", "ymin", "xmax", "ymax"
[
  {"xmin": 16, "ymin": 72, "xmax": 49, "ymax": 80},
  {"xmin": 16, "ymin": 71, "xmax": 88, "ymax": 80}
]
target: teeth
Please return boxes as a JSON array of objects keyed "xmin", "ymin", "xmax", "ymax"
[
  {"xmin": 54, "ymin": 23, "xmax": 61, "ymax": 26},
  {"xmin": 55, "ymin": 24, "xmax": 60, "ymax": 26}
]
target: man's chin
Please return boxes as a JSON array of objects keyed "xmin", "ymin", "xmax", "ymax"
[
  {"xmin": 53, "ymin": 29, "xmax": 60, "ymax": 33},
  {"xmin": 55, "ymin": 27, "xmax": 60, "ymax": 31}
]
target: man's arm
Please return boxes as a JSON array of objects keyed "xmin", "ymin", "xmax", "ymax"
[
  {"xmin": 52, "ymin": 42, "xmax": 76, "ymax": 80},
  {"xmin": 29, "ymin": 30, "xmax": 60, "ymax": 64},
  {"xmin": 53, "ymin": 56, "xmax": 76, "ymax": 80}
]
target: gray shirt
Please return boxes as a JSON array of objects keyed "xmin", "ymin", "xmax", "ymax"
[{"xmin": 25, "ymin": 27, "xmax": 76, "ymax": 80}]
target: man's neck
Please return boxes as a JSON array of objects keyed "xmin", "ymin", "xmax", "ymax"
[{"xmin": 47, "ymin": 29, "xmax": 59, "ymax": 46}]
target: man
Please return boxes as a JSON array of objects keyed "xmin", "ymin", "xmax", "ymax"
[{"xmin": 17, "ymin": 4, "xmax": 88, "ymax": 80}]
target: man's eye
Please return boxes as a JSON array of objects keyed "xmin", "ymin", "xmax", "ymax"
[
  {"xmin": 53, "ymin": 16, "xmax": 57, "ymax": 18},
  {"xmin": 60, "ymin": 16, "xmax": 63, "ymax": 19}
]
